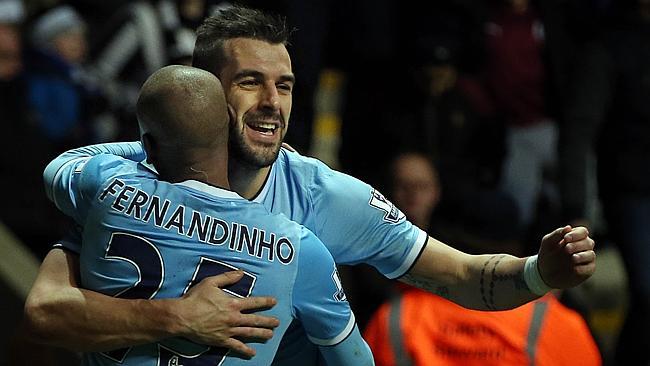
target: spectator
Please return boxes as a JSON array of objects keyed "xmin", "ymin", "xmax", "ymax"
[
  {"xmin": 0, "ymin": 0, "xmax": 22, "ymax": 80},
  {"xmin": 389, "ymin": 152, "xmax": 441, "ymax": 230},
  {"xmin": 559, "ymin": 0, "xmax": 650, "ymax": 364},
  {"xmin": 481, "ymin": 0, "xmax": 573, "ymax": 243},
  {"xmin": 80, "ymin": 1, "xmax": 165, "ymax": 141},
  {"xmin": 364, "ymin": 287, "xmax": 602, "ymax": 366},
  {"xmin": 364, "ymin": 152, "xmax": 601, "ymax": 366},
  {"xmin": 337, "ymin": 1, "xmax": 488, "ymax": 184},
  {"xmin": 1, "ymin": 2, "xmax": 82, "ymax": 364},
  {"xmin": 157, "ymin": 0, "xmax": 228, "ymax": 65},
  {"xmin": 0, "ymin": 0, "xmax": 69, "ymax": 259},
  {"xmin": 391, "ymin": 35, "xmax": 504, "ymax": 238},
  {"xmin": 26, "ymin": 5, "xmax": 117, "ymax": 148}
]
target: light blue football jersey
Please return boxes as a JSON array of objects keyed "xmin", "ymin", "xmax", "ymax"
[
  {"xmin": 251, "ymin": 149, "xmax": 427, "ymax": 365},
  {"xmin": 253, "ymin": 148, "xmax": 427, "ymax": 278},
  {"xmin": 54, "ymin": 143, "xmax": 427, "ymax": 275},
  {"xmin": 44, "ymin": 149, "xmax": 372, "ymax": 366}
]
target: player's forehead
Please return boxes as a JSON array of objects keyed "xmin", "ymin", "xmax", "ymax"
[{"xmin": 223, "ymin": 38, "xmax": 293, "ymax": 80}]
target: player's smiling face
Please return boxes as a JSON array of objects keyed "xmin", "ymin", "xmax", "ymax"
[{"xmin": 219, "ymin": 38, "xmax": 294, "ymax": 168}]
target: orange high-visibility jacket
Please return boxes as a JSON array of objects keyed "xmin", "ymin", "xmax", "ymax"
[{"xmin": 364, "ymin": 288, "xmax": 601, "ymax": 366}]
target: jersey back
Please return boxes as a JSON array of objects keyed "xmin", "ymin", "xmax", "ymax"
[{"xmin": 47, "ymin": 153, "xmax": 354, "ymax": 366}]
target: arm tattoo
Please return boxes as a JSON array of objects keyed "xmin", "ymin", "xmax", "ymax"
[
  {"xmin": 481, "ymin": 255, "xmax": 528, "ymax": 310},
  {"xmin": 480, "ymin": 256, "xmax": 497, "ymax": 310},
  {"xmin": 401, "ymin": 274, "xmax": 451, "ymax": 300}
]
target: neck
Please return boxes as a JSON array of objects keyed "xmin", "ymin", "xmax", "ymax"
[
  {"xmin": 229, "ymin": 159, "xmax": 272, "ymax": 200},
  {"xmin": 158, "ymin": 150, "xmax": 230, "ymax": 189}
]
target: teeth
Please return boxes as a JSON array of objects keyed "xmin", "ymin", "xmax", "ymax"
[{"xmin": 250, "ymin": 123, "xmax": 277, "ymax": 130}]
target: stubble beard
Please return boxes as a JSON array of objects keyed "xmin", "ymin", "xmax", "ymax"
[{"xmin": 229, "ymin": 124, "xmax": 283, "ymax": 169}]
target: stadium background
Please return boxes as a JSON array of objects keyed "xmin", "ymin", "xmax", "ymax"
[{"xmin": 0, "ymin": 0, "xmax": 639, "ymax": 364}]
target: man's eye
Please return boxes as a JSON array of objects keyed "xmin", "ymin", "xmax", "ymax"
[
  {"xmin": 277, "ymin": 83, "xmax": 292, "ymax": 92},
  {"xmin": 239, "ymin": 80, "xmax": 259, "ymax": 87}
]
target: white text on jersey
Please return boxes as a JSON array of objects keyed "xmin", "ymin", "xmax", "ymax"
[{"xmin": 98, "ymin": 178, "xmax": 295, "ymax": 265}]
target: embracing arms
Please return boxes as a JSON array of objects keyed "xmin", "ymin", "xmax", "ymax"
[
  {"xmin": 23, "ymin": 248, "xmax": 279, "ymax": 356},
  {"xmin": 25, "ymin": 141, "xmax": 279, "ymax": 356}
]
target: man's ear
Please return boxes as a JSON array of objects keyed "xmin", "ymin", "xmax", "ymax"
[
  {"xmin": 141, "ymin": 133, "xmax": 157, "ymax": 165},
  {"xmin": 227, "ymin": 104, "xmax": 236, "ymax": 125}
]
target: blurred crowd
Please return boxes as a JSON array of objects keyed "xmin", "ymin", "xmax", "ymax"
[{"xmin": 1, "ymin": 0, "xmax": 649, "ymax": 365}]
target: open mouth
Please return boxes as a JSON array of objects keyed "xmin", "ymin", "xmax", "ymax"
[{"xmin": 247, "ymin": 121, "xmax": 279, "ymax": 136}]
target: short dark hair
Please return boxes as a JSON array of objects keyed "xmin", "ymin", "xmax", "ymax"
[{"xmin": 192, "ymin": 5, "xmax": 292, "ymax": 75}]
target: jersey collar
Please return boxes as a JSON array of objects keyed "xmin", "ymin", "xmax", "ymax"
[
  {"xmin": 139, "ymin": 160, "xmax": 159, "ymax": 174},
  {"xmin": 176, "ymin": 180, "xmax": 245, "ymax": 200},
  {"xmin": 251, "ymin": 155, "xmax": 278, "ymax": 203},
  {"xmin": 139, "ymin": 160, "xmax": 243, "ymax": 200}
]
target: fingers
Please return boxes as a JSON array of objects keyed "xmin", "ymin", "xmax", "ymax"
[
  {"xmin": 230, "ymin": 326, "xmax": 275, "ymax": 341},
  {"xmin": 281, "ymin": 142, "xmax": 297, "ymax": 152},
  {"xmin": 564, "ymin": 236, "xmax": 595, "ymax": 254},
  {"xmin": 575, "ymin": 261, "xmax": 596, "ymax": 277},
  {"xmin": 207, "ymin": 271, "xmax": 244, "ymax": 288},
  {"xmin": 563, "ymin": 226, "xmax": 590, "ymax": 243},
  {"xmin": 237, "ymin": 313, "xmax": 280, "ymax": 329},
  {"xmin": 571, "ymin": 250, "xmax": 596, "ymax": 265},
  {"xmin": 221, "ymin": 338, "xmax": 256, "ymax": 358},
  {"xmin": 543, "ymin": 225, "xmax": 572, "ymax": 246},
  {"xmin": 547, "ymin": 225, "xmax": 572, "ymax": 241},
  {"xmin": 238, "ymin": 296, "xmax": 278, "ymax": 313}
]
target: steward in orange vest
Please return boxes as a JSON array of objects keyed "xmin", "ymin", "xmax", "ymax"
[{"xmin": 364, "ymin": 287, "xmax": 601, "ymax": 366}]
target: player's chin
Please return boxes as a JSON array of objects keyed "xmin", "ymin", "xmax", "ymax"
[{"xmin": 246, "ymin": 144, "xmax": 282, "ymax": 167}]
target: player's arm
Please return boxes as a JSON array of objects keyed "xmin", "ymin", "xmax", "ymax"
[
  {"xmin": 400, "ymin": 226, "xmax": 596, "ymax": 310},
  {"xmin": 307, "ymin": 163, "xmax": 595, "ymax": 310},
  {"xmin": 294, "ymin": 228, "xmax": 374, "ymax": 366},
  {"xmin": 43, "ymin": 141, "xmax": 147, "ymax": 203},
  {"xmin": 42, "ymin": 142, "xmax": 146, "ymax": 222},
  {"xmin": 51, "ymin": 141, "xmax": 146, "ymax": 163},
  {"xmin": 24, "ymin": 247, "xmax": 279, "ymax": 355}
]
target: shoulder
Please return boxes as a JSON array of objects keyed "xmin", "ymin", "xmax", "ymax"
[
  {"xmin": 278, "ymin": 148, "xmax": 372, "ymax": 197},
  {"xmin": 296, "ymin": 226, "xmax": 330, "ymax": 258},
  {"xmin": 275, "ymin": 148, "xmax": 332, "ymax": 182},
  {"xmin": 79, "ymin": 155, "xmax": 141, "ymax": 190},
  {"xmin": 82, "ymin": 154, "xmax": 136, "ymax": 176}
]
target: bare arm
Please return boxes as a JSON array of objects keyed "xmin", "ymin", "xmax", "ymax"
[
  {"xmin": 24, "ymin": 248, "xmax": 280, "ymax": 356},
  {"xmin": 400, "ymin": 226, "xmax": 596, "ymax": 310}
]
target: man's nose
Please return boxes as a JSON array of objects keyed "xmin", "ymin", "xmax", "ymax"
[{"xmin": 260, "ymin": 84, "xmax": 280, "ymax": 109}]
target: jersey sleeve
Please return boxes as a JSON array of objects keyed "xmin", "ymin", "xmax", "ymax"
[
  {"xmin": 293, "ymin": 228, "xmax": 357, "ymax": 346},
  {"xmin": 292, "ymin": 228, "xmax": 375, "ymax": 365},
  {"xmin": 43, "ymin": 146, "xmax": 135, "ymax": 224},
  {"xmin": 310, "ymin": 167, "xmax": 427, "ymax": 279},
  {"xmin": 318, "ymin": 325, "xmax": 375, "ymax": 366}
]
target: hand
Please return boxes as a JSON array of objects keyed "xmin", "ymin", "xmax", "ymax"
[
  {"xmin": 173, "ymin": 271, "xmax": 279, "ymax": 358},
  {"xmin": 281, "ymin": 142, "xmax": 297, "ymax": 152},
  {"xmin": 537, "ymin": 225, "xmax": 596, "ymax": 289}
]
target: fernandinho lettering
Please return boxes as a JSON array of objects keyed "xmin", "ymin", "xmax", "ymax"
[{"xmin": 99, "ymin": 179, "xmax": 295, "ymax": 264}]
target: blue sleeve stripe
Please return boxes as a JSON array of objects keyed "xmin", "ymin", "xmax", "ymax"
[
  {"xmin": 307, "ymin": 311, "xmax": 356, "ymax": 346},
  {"xmin": 385, "ymin": 229, "xmax": 428, "ymax": 279}
]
